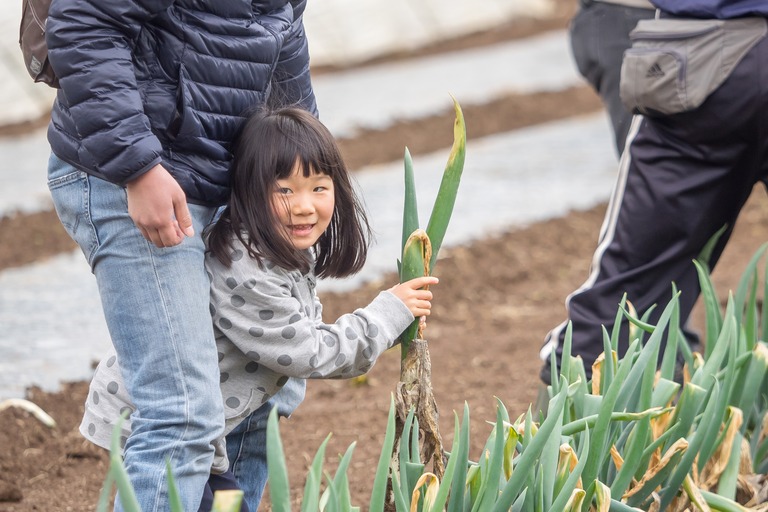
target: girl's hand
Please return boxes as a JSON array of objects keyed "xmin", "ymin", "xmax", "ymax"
[{"xmin": 389, "ymin": 276, "xmax": 439, "ymax": 318}]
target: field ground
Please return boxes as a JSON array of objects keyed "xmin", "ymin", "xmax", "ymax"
[{"xmin": 3, "ymin": 1, "xmax": 768, "ymax": 509}]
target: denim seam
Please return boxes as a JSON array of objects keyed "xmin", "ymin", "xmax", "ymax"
[
  {"xmin": 47, "ymin": 169, "xmax": 82, "ymax": 188},
  {"xmin": 83, "ymin": 175, "xmax": 100, "ymax": 266},
  {"xmin": 229, "ymin": 412, "xmax": 253, "ymax": 478},
  {"xmin": 145, "ymin": 243, "xmax": 193, "ymax": 511}
]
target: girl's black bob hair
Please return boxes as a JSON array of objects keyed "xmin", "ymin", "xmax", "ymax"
[{"xmin": 206, "ymin": 106, "xmax": 371, "ymax": 279}]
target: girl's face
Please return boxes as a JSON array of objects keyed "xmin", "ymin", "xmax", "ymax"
[{"xmin": 272, "ymin": 162, "xmax": 335, "ymax": 250}]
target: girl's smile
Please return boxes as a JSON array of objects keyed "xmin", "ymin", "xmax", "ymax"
[
  {"xmin": 289, "ymin": 224, "xmax": 315, "ymax": 236},
  {"xmin": 273, "ymin": 163, "xmax": 335, "ymax": 250}
]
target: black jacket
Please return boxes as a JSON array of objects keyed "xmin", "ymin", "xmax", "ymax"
[{"xmin": 46, "ymin": 0, "xmax": 317, "ymax": 206}]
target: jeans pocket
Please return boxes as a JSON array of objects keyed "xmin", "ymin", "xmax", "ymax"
[{"xmin": 47, "ymin": 154, "xmax": 99, "ymax": 264}]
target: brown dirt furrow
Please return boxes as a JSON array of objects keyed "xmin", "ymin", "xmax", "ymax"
[
  {"xmin": 0, "ymin": 86, "xmax": 601, "ymax": 272},
  {"xmin": 6, "ymin": 0, "xmax": 768, "ymax": 509}
]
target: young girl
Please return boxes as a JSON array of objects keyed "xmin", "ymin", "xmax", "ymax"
[{"xmin": 80, "ymin": 107, "xmax": 437, "ymax": 511}]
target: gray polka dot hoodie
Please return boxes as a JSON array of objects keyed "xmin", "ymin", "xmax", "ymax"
[{"xmin": 79, "ymin": 242, "xmax": 415, "ymax": 473}]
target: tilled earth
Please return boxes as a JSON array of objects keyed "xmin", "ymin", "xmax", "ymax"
[{"xmin": 3, "ymin": 2, "xmax": 768, "ymax": 510}]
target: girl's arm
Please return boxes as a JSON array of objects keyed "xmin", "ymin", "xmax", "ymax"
[{"xmin": 211, "ymin": 265, "xmax": 435, "ymax": 380}]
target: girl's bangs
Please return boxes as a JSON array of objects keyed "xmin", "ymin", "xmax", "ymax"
[{"xmin": 274, "ymin": 145, "xmax": 332, "ymax": 179}]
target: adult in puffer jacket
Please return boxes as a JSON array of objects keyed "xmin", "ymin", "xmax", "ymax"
[{"xmin": 45, "ymin": 1, "xmax": 316, "ymax": 511}]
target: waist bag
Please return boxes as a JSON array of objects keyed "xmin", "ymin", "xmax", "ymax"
[
  {"xmin": 19, "ymin": 0, "xmax": 58, "ymax": 88},
  {"xmin": 620, "ymin": 17, "xmax": 766, "ymax": 116}
]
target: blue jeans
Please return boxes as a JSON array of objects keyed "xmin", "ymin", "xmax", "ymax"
[
  {"xmin": 226, "ymin": 378, "xmax": 306, "ymax": 511},
  {"xmin": 47, "ymin": 154, "xmax": 225, "ymax": 511},
  {"xmin": 225, "ymin": 402, "xmax": 270, "ymax": 511}
]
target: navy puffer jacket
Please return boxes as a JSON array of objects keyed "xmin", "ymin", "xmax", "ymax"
[{"xmin": 46, "ymin": 0, "xmax": 317, "ymax": 206}]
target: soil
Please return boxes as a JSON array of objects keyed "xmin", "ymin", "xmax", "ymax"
[{"xmin": 3, "ymin": 1, "xmax": 768, "ymax": 510}]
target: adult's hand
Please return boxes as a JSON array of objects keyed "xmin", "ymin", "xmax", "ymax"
[{"xmin": 126, "ymin": 164, "xmax": 194, "ymax": 247}]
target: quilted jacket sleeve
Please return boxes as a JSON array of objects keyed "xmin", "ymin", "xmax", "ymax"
[
  {"xmin": 46, "ymin": 0, "xmax": 170, "ymax": 184},
  {"xmin": 272, "ymin": 0, "xmax": 318, "ymax": 116}
]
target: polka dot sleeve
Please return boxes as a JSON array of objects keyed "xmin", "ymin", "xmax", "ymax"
[{"xmin": 210, "ymin": 258, "xmax": 414, "ymax": 382}]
